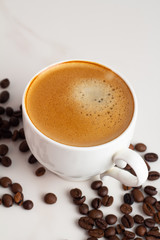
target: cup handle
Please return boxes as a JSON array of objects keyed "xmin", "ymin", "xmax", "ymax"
[{"xmin": 100, "ymin": 148, "xmax": 148, "ymax": 187}]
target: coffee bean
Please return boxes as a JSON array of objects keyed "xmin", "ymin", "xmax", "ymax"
[
  {"xmin": 101, "ymin": 195, "xmax": 113, "ymax": 207},
  {"xmin": 145, "ymin": 237, "xmax": 157, "ymax": 240},
  {"xmin": 23, "ymin": 200, "xmax": 33, "ymax": 210},
  {"xmin": 12, "ymin": 130, "xmax": 19, "ymax": 141},
  {"xmin": 144, "ymin": 196, "xmax": 157, "ymax": 205},
  {"xmin": 91, "ymin": 180, "xmax": 103, "ymax": 190},
  {"xmin": 87, "ymin": 237, "xmax": 97, "ymax": 240},
  {"xmin": 6, "ymin": 107, "xmax": 13, "ymax": 116},
  {"xmin": 123, "ymin": 193, "xmax": 134, "ymax": 205},
  {"xmin": 145, "ymin": 160, "xmax": 151, "ymax": 171},
  {"xmin": 131, "ymin": 189, "xmax": 144, "ymax": 202},
  {"xmin": 143, "ymin": 202, "xmax": 156, "ymax": 216},
  {"xmin": 115, "ymin": 224, "xmax": 125, "ymax": 234},
  {"xmin": 1, "ymin": 156, "xmax": 12, "ymax": 167},
  {"xmin": 104, "ymin": 227, "xmax": 116, "ymax": 238},
  {"xmin": 73, "ymin": 196, "xmax": 86, "ymax": 205},
  {"xmin": 135, "ymin": 143, "xmax": 147, "ymax": 152},
  {"xmin": 78, "ymin": 217, "xmax": 94, "ymax": 230},
  {"xmin": 98, "ymin": 186, "xmax": 108, "ymax": 197},
  {"xmin": 11, "ymin": 183, "xmax": 22, "ymax": 193},
  {"xmin": 95, "ymin": 218, "xmax": 108, "ymax": 230},
  {"xmin": 0, "ymin": 177, "xmax": 12, "ymax": 187},
  {"xmin": 88, "ymin": 229, "xmax": 104, "ymax": 238},
  {"xmin": 14, "ymin": 192, "xmax": 23, "ymax": 205},
  {"xmin": 44, "ymin": 193, "xmax": 57, "ymax": 204},
  {"xmin": 124, "ymin": 230, "xmax": 135, "ymax": 239},
  {"xmin": 1, "ymin": 129, "xmax": 12, "ymax": 138},
  {"xmin": 9, "ymin": 116, "xmax": 19, "ymax": 127},
  {"xmin": 121, "ymin": 214, "xmax": 134, "ymax": 228},
  {"xmin": 154, "ymin": 211, "xmax": 160, "ymax": 224},
  {"xmin": 155, "ymin": 201, "xmax": 160, "ymax": 211},
  {"xmin": 79, "ymin": 203, "xmax": 89, "ymax": 215},
  {"xmin": 129, "ymin": 144, "xmax": 134, "ymax": 150},
  {"xmin": 105, "ymin": 214, "xmax": 117, "ymax": 225},
  {"xmin": 0, "ymin": 91, "xmax": 10, "ymax": 103},
  {"xmin": 150, "ymin": 227, "xmax": 159, "ymax": 232},
  {"xmin": 35, "ymin": 167, "xmax": 46, "ymax": 176},
  {"xmin": 133, "ymin": 214, "xmax": 144, "ymax": 224},
  {"xmin": 0, "ymin": 106, "xmax": 5, "ymax": 114},
  {"xmin": 144, "ymin": 153, "xmax": 158, "ymax": 162},
  {"xmin": 0, "ymin": 78, "xmax": 10, "ymax": 88},
  {"xmin": 91, "ymin": 198, "xmax": 101, "ymax": 209},
  {"xmin": 70, "ymin": 188, "xmax": 82, "ymax": 198},
  {"xmin": 28, "ymin": 154, "xmax": 37, "ymax": 164},
  {"xmin": 2, "ymin": 194, "xmax": 13, "ymax": 207},
  {"xmin": 147, "ymin": 229, "xmax": 160, "ymax": 237},
  {"xmin": 19, "ymin": 128, "xmax": 25, "ymax": 139},
  {"xmin": 120, "ymin": 203, "xmax": 132, "ymax": 214},
  {"xmin": 0, "ymin": 144, "xmax": 8, "ymax": 156},
  {"xmin": 144, "ymin": 186, "xmax": 157, "ymax": 196},
  {"xmin": 88, "ymin": 209, "xmax": 103, "ymax": 219},
  {"xmin": 1, "ymin": 119, "xmax": 10, "ymax": 129},
  {"xmin": 144, "ymin": 218, "xmax": 155, "ymax": 228},
  {"xmin": 135, "ymin": 225, "xmax": 147, "ymax": 236},
  {"xmin": 148, "ymin": 171, "xmax": 160, "ymax": 181},
  {"xmin": 19, "ymin": 140, "xmax": 29, "ymax": 152},
  {"xmin": 122, "ymin": 184, "xmax": 132, "ymax": 191}
]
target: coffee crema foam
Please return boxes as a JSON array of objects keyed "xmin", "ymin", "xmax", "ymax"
[{"xmin": 26, "ymin": 61, "xmax": 134, "ymax": 147}]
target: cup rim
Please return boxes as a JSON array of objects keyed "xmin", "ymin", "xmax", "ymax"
[{"xmin": 22, "ymin": 59, "xmax": 137, "ymax": 150}]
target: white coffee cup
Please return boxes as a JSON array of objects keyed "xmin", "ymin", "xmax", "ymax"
[{"xmin": 22, "ymin": 60, "xmax": 148, "ymax": 186}]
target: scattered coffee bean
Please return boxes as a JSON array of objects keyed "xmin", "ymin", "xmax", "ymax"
[
  {"xmin": 78, "ymin": 217, "xmax": 94, "ymax": 230},
  {"xmin": 131, "ymin": 188, "xmax": 144, "ymax": 202},
  {"xmin": 19, "ymin": 128, "xmax": 25, "ymax": 139},
  {"xmin": 11, "ymin": 183, "xmax": 22, "ymax": 193},
  {"xmin": 101, "ymin": 195, "xmax": 113, "ymax": 207},
  {"xmin": 135, "ymin": 225, "xmax": 147, "ymax": 236},
  {"xmin": 0, "ymin": 106, "xmax": 5, "ymax": 114},
  {"xmin": 124, "ymin": 230, "xmax": 135, "ymax": 239},
  {"xmin": 144, "ymin": 153, "xmax": 158, "ymax": 162},
  {"xmin": 133, "ymin": 214, "xmax": 144, "ymax": 224},
  {"xmin": 95, "ymin": 218, "xmax": 108, "ymax": 230},
  {"xmin": 143, "ymin": 202, "xmax": 156, "ymax": 216},
  {"xmin": 147, "ymin": 229, "xmax": 160, "ymax": 237},
  {"xmin": 150, "ymin": 226, "xmax": 159, "ymax": 232},
  {"xmin": 28, "ymin": 154, "xmax": 37, "ymax": 164},
  {"xmin": 0, "ymin": 78, "xmax": 10, "ymax": 88},
  {"xmin": 87, "ymin": 237, "xmax": 97, "ymax": 240},
  {"xmin": 70, "ymin": 188, "xmax": 82, "ymax": 198},
  {"xmin": 108, "ymin": 236, "xmax": 120, "ymax": 240},
  {"xmin": 88, "ymin": 209, "xmax": 103, "ymax": 219},
  {"xmin": 12, "ymin": 130, "xmax": 19, "ymax": 141},
  {"xmin": 23, "ymin": 200, "xmax": 33, "ymax": 210},
  {"xmin": 88, "ymin": 229, "xmax": 104, "ymax": 238},
  {"xmin": 91, "ymin": 198, "xmax": 101, "ymax": 209},
  {"xmin": 1, "ymin": 119, "xmax": 10, "ymax": 129},
  {"xmin": 155, "ymin": 201, "xmax": 160, "ymax": 211},
  {"xmin": 91, "ymin": 180, "xmax": 103, "ymax": 190},
  {"xmin": 2, "ymin": 194, "xmax": 13, "ymax": 207},
  {"xmin": 0, "ymin": 144, "xmax": 8, "ymax": 156},
  {"xmin": 104, "ymin": 227, "xmax": 116, "ymax": 238},
  {"xmin": 14, "ymin": 192, "xmax": 23, "ymax": 205},
  {"xmin": 122, "ymin": 184, "xmax": 132, "ymax": 191},
  {"xmin": 1, "ymin": 129, "xmax": 12, "ymax": 138},
  {"xmin": 9, "ymin": 116, "xmax": 19, "ymax": 127},
  {"xmin": 144, "ymin": 186, "xmax": 157, "ymax": 196},
  {"xmin": 0, "ymin": 177, "xmax": 12, "ymax": 187},
  {"xmin": 115, "ymin": 224, "xmax": 125, "ymax": 234},
  {"xmin": 105, "ymin": 214, "xmax": 117, "ymax": 225},
  {"xmin": 154, "ymin": 211, "xmax": 160, "ymax": 224},
  {"xmin": 123, "ymin": 193, "xmax": 134, "ymax": 205},
  {"xmin": 79, "ymin": 203, "xmax": 89, "ymax": 215},
  {"xmin": 144, "ymin": 218, "xmax": 155, "ymax": 228},
  {"xmin": 120, "ymin": 203, "xmax": 132, "ymax": 214},
  {"xmin": 121, "ymin": 214, "xmax": 134, "ymax": 228},
  {"xmin": 44, "ymin": 193, "xmax": 57, "ymax": 204},
  {"xmin": 1, "ymin": 156, "xmax": 12, "ymax": 167},
  {"xmin": 6, "ymin": 107, "xmax": 13, "ymax": 116},
  {"xmin": 148, "ymin": 171, "xmax": 160, "ymax": 181},
  {"xmin": 19, "ymin": 140, "xmax": 29, "ymax": 152},
  {"xmin": 35, "ymin": 167, "xmax": 46, "ymax": 176},
  {"xmin": 13, "ymin": 110, "xmax": 22, "ymax": 118},
  {"xmin": 129, "ymin": 144, "xmax": 134, "ymax": 150},
  {"xmin": 98, "ymin": 186, "xmax": 108, "ymax": 197},
  {"xmin": 145, "ymin": 160, "xmax": 151, "ymax": 171},
  {"xmin": 0, "ymin": 91, "xmax": 10, "ymax": 103},
  {"xmin": 135, "ymin": 143, "xmax": 147, "ymax": 152},
  {"xmin": 144, "ymin": 196, "xmax": 157, "ymax": 205},
  {"xmin": 73, "ymin": 196, "xmax": 86, "ymax": 205}
]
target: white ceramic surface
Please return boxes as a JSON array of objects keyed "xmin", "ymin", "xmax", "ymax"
[{"xmin": 0, "ymin": 1, "xmax": 160, "ymax": 240}]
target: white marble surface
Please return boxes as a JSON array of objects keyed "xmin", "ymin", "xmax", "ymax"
[{"xmin": 0, "ymin": 0, "xmax": 160, "ymax": 239}]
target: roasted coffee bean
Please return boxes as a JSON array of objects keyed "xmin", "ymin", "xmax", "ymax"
[
  {"xmin": 115, "ymin": 224, "xmax": 125, "ymax": 234},
  {"xmin": 134, "ymin": 238, "xmax": 143, "ymax": 240},
  {"xmin": 104, "ymin": 227, "xmax": 116, "ymax": 238},
  {"xmin": 6, "ymin": 107, "xmax": 13, "ymax": 116},
  {"xmin": 0, "ymin": 91, "xmax": 10, "ymax": 103},
  {"xmin": 144, "ymin": 186, "xmax": 157, "ymax": 196},
  {"xmin": 129, "ymin": 144, "xmax": 134, "ymax": 150},
  {"xmin": 135, "ymin": 225, "xmax": 147, "ymax": 236},
  {"xmin": 124, "ymin": 230, "xmax": 135, "ymax": 239},
  {"xmin": 145, "ymin": 160, "xmax": 151, "ymax": 171},
  {"xmin": 101, "ymin": 195, "xmax": 113, "ymax": 207},
  {"xmin": 135, "ymin": 143, "xmax": 147, "ymax": 152},
  {"xmin": 9, "ymin": 116, "xmax": 19, "ymax": 127},
  {"xmin": 122, "ymin": 184, "xmax": 132, "ymax": 191},
  {"xmin": 88, "ymin": 229, "xmax": 104, "ymax": 238},
  {"xmin": 0, "ymin": 144, "xmax": 8, "ymax": 156},
  {"xmin": 73, "ymin": 196, "xmax": 86, "ymax": 205},
  {"xmin": 147, "ymin": 229, "xmax": 160, "ymax": 237},
  {"xmin": 133, "ymin": 214, "xmax": 144, "ymax": 224},
  {"xmin": 91, "ymin": 180, "xmax": 103, "ymax": 190},
  {"xmin": 0, "ymin": 106, "xmax": 5, "ymax": 114},
  {"xmin": 35, "ymin": 167, "xmax": 46, "ymax": 176},
  {"xmin": 1, "ymin": 129, "xmax": 12, "ymax": 138},
  {"xmin": 144, "ymin": 153, "xmax": 158, "ymax": 162},
  {"xmin": 1, "ymin": 120, "xmax": 10, "ymax": 129},
  {"xmin": 133, "ymin": 185, "xmax": 142, "ymax": 189},
  {"xmin": 11, "ymin": 183, "xmax": 22, "ymax": 193},
  {"xmin": 28, "ymin": 154, "xmax": 37, "ymax": 164},
  {"xmin": 1, "ymin": 156, "xmax": 12, "ymax": 167},
  {"xmin": 79, "ymin": 203, "xmax": 89, "ymax": 215},
  {"xmin": 91, "ymin": 198, "xmax": 101, "ymax": 209},
  {"xmin": 121, "ymin": 214, "xmax": 134, "ymax": 228},
  {"xmin": 144, "ymin": 218, "xmax": 155, "ymax": 228},
  {"xmin": 70, "ymin": 188, "xmax": 82, "ymax": 198},
  {"xmin": 95, "ymin": 218, "xmax": 108, "ymax": 230},
  {"xmin": 19, "ymin": 140, "xmax": 29, "ymax": 152},
  {"xmin": 131, "ymin": 189, "xmax": 144, "ymax": 202},
  {"xmin": 154, "ymin": 211, "xmax": 160, "ymax": 224},
  {"xmin": 155, "ymin": 201, "xmax": 160, "ymax": 211},
  {"xmin": 144, "ymin": 196, "xmax": 157, "ymax": 205},
  {"xmin": 0, "ymin": 78, "xmax": 10, "ymax": 88},
  {"xmin": 13, "ymin": 110, "xmax": 22, "ymax": 118},
  {"xmin": 78, "ymin": 217, "xmax": 94, "ymax": 230},
  {"xmin": 23, "ymin": 200, "xmax": 33, "ymax": 210},
  {"xmin": 105, "ymin": 214, "xmax": 117, "ymax": 225},
  {"xmin": 2, "ymin": 194, "xmax": 13, "ymax": 207},
  {"xmin": 123, "ymin": 193, "xmax": 134, "ymax": 205},
  {"xmin": 12, "ymin": 130, "xmax": 19, "ymax": 141},
  {"xmin": 98, "ymin": 186, "xmax": 108, "ymax": 197},
  {"xmin": 108, "ymin": 236, "xmax": 120, "ymax": 240},
  {"xmin": 44, "ymin": 193, "xmax": 57, "ymax": 204},
  {"xmin": 143, "ymin": 202, "xmax": 156, "ymax": 216},
  {"xmin": 145, "ymin": 237, "xmax": 157, "ymax": 240},
  {"xmin": 88, "ymin": 209, "xmax": 103, "ymax": 219},
  {"xmin": 19, "ymin": 128, "xmax": 25, "ymax": 139},
  {"xmin": 148, "ymin": 171, "xmax": 160, "ymax": 181},
  {"xmin": 0, "ymin": 176, "xmax": 12, "ymax": 187},
  {"xmin": 150, "ymin": 227, "xmax": 159, "ymax": 232},
  {"xmin": 120, "ymin": 203, "xmax": 132, "ymax": 214},
  {"xmin": 87, "ymin": 237, "xmax": 97, "ymax": 240},
  {"xmin": 14, "ymin": 192, "xmax": 23, "ymax": 205}
]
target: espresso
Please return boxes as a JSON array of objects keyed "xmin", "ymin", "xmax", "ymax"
[{"xmin": 25, "ymin": 61, "xmax": 134, "ymax": 147}]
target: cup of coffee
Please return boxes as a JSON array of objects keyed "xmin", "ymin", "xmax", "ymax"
[{"xmin": 22, "ymin": 60, "xmax": 148, "ymax": 186}]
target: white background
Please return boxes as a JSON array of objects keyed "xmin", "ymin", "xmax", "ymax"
[{"xmin": 0, "ymin": 0, "xmax": 160, "ymax": 239}]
